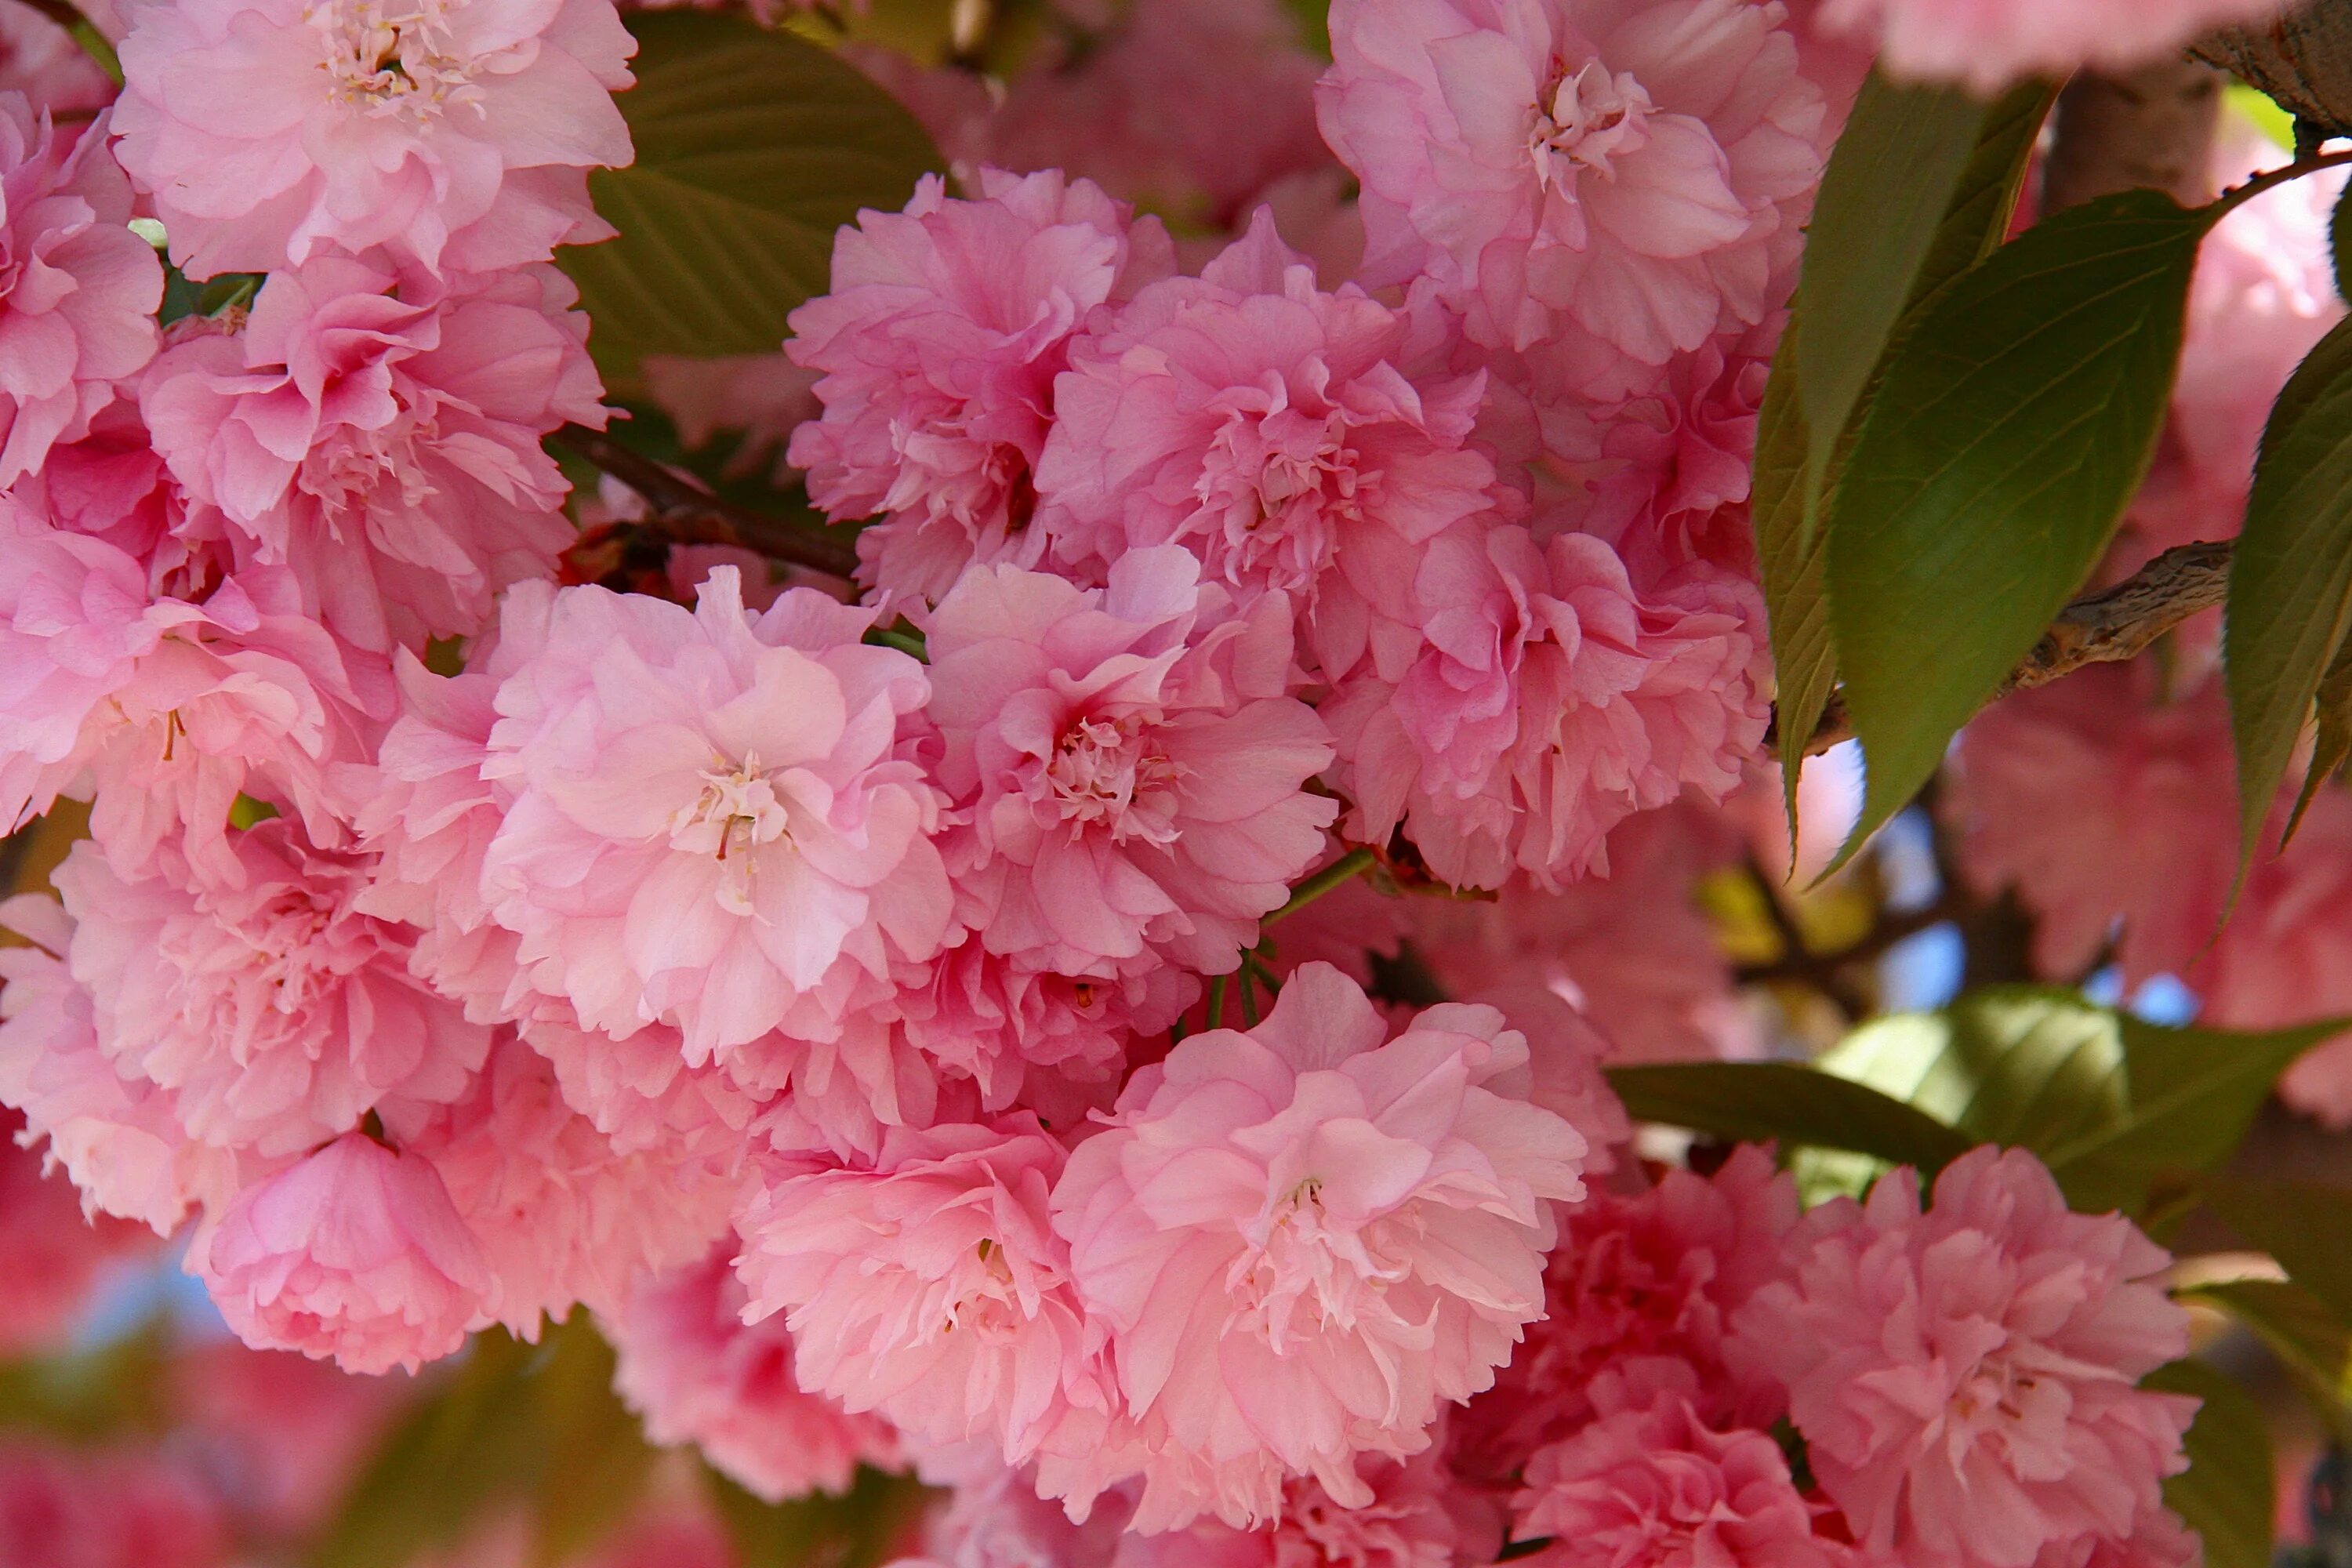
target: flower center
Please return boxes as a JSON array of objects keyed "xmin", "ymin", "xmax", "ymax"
[
  {"xmin": 1532, "ymin": 60, "xmax": 1653, "ymax": 184},
  {"xmin": 1196, "ymin": 402, "xmax": 1363, "ymax": 593},
  {"xmin": 669, "ymin": 753, "xmax": 792, "ymax": 864},
  {"xmin": 1041, "ymin": 715, "xmax": 1182, "ymax": 844},
  {"xmin": 309, "ymin": 0, "xmax": 485, "ymax": 120}
]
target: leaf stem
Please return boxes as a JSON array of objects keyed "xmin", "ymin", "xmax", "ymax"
[
  {"xmin": 553, "ymin": 424, "xmax": 861, "ymax": 581},
  {"xmin": 1771, "ymin": 539, "xmax": 2234, "ymax": 757},
  {"xmin": 2209, "ymin": 147, "xmax": 2352, "ymax": 220},
  {"xmin": 1266, "ymin": 846, "xmax": 1376, "ymax": 924}
]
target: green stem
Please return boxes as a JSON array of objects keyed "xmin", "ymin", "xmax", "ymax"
[
  {"xmin": 2209, "ymin": 147, "xmax": 2352, "ymax": 220},
  {"xmin": 863, "ymin": 624, "xmax": 927, "ymax": 660},
  {"xmin": 1266, "ymin": 846, "xmax": 1376, "ymax": 925},
  {"xmin": 1204, "ymin": 973, "xmax": 1229, "ymax": 1032}
]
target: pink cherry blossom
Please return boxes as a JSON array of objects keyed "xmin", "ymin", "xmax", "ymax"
[
  {"xmin": 0, "ymin": 97, "xmax": 161, "ymax": 488},
  {"xmin": 172, "ymin": 1341, "xmax": 401, "ymax": 1536},
  {"xmin": 1508, "ymin": 1366, "xmax": 1844, "ymax": 1568},
  {"xmin": 1318, "ymin": 0, "xmax": 1828, "ymax": 365},
  {"xmin": 0, "ymin": 1, "xmax": 117, "ymax": 120},
  {"xmin": 1728, "ymin": 1147, "xmax": 2196, "ymax": 1568},
  {"xmin": 927, "ymin": 549, "xmax": 1337, "ymax": 984},
  {"xmin": 973, "ymin": 0, "xmax": 1334, "ymax": 234},
  {"xmin": 1111, "ymin": 1445, "xmax": 1490, "ymax": 1568},
  {"xmin": 786, "ymin": 168, "xmax": 1175, "ymax": 603},
  {"xmin": 0, "ymin": 1441, "xmax": 228, "ymax": 1568},
  {"xmin": 1401, "ymin": 802, "xmax": 1752, "ymax": 1063},
  {"xmin": 382, "ymin": 1033, "xmax": 735, "ymax": 1333},
  {"xmin": 1034, "ymin": 215, "xmax": 1501, "ymax": 684},
  {"xmin": 1454, "ymin": 1144, "xmax": 1797, "ymax": 1484},
  {"xmin": 609, "ymin": 1248, "xmax": 902, "ymax": 1503},
  {"xmin": 0, "ymin": 507, "xmax": 392, "ymax": 884},
  {"xmin": 1944, "ymin": 666, "xmax": 2238, "ymax": 986},
  {"xmin": 112, "ymin": 0, "xmax": 636, "ymax": 277},
  {"xmin": 738, "ymin": 1117, "xmax": 1106, "ymax": 1466},
  {"xmin": 1330, "ymin": 523, "xmax": 1768, "ymax": 891},
  {"xmin": 477, "ymin": 568, "xmax": 953, "ymax": 1062},
  {"xmin": 140, "ymin": 256, "xmax": 604, "ymax": 652},
  {"xmin": 53, "ymin": 824, "xmax": 493, "ymax": 1160},
  {"xmin": 1047, "ymin": 963, "xmax": 1592, "ymax": 1531},
  {"xmin": 0, "ymin": 1105, "xmax": 151, "ymax": 1356},
  {"xmin": 199, "ymin": 1131, "xmax": 494, "ymax": 1375},
  {"xmin": 2189, "ymin": 784, "xmax": 2352, "ymax": 1128},
  {"xmin": 0, "ymin": 894, "xmax": 240, "ymax": 1232},
  {"xmin": 1815, "ymin": 0, "xmax": 2288, "ymax": 93}
]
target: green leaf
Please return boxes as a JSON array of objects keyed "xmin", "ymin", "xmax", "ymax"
[
  {"xmin": 1756, "ymin": 322, "xmax": 1837, "ymax": 809},
  {"xmin": 2201, "ymin": 1176, "xmax": 2352, "ymax": 1325},
  {"xmin": 310, "ymin": 1316, "xmax": 655, "ymax": 1568},
  {"xmin": 1828, "ymin": 191, "xmax": 2209, "ymax": 860},
  {"xmin": 1761, "ymin": 82, "xmax": 2049, "ymax": 811},
  {"xmin": 1794, "ymin": 76, "xmax": 1993, "ymax": 517},
  {"xmin": 0, "ymin": 1323, "xmax": 173, "ymax": 1443},
  {"xmin": 2290, "ymin": 640, "xmax": 2352, "ymax": 840},
  {"xmin": 560, "ymin": 12, "xmax": 942, "ymax": 393},
  {"xmin": 1821, "ymin": 989, "xmax": 2332, "ymax": 1213},
  {"xmin": 709, "ymin": 1465, "xmax": 931, "ymax": 1568},
  {"xmin": 2183, "ymin": 1277, "xmax": 2352, "ymax": 1431},
  {"xmin": 1604, "ymin": 1062, "xmax": 1973, "ymax": 1174},
  {"xmin": 2227, "ymin": 313, "xmax": 2352, "ymax": 871},
  {"xmin": 2332, "ymin": 175, "xmax": 2352, "ymax": 304},
  {"xmin": 2145, "ymin": 1359, "xmax": 2274, "ymax": 1568}
]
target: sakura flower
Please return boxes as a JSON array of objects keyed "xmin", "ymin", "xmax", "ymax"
[
  {"xmin": 0, "ymin": 0, "xmax": 117, "ymax": 121},
  {"xmin": 0, "ymin": 96, "xmax": 162, "ymax": 488},
  {"xmin": 1728, "ymin": 1147, "xmax": 2196, "ymax": 1568},
  {"xmin": 1111, "ymin": 1445, "xmax": 1490, "ymax": 1568},
  {"xmin": 1035, "ymin": 215, "xmax": 1500, "ymax": 684},
  {"xmin": 2189, "ymin": 784, "xmax": 2352, "ymax": 1129},
  {"xmin": 1816, "ymin": 0, "xmax": 2288, "ymax": 93},
  {"xmin": 1944, "ymin": 666, "xmax": 2238, "ymax": 986},
  {"xmin": 0, "ymin": 895, "xmax": 238, "ymax": 1233},
  {"xmin": 53, "ymin": 824, "xmax": 493, "ymax": 1160},
  {"xmin": 477, "ymin": 568, "xmax": 953, "ymax": 1062},
  {"xmin": 0, "ymin": 1106, "xmax": 152, "ymax": 1356},
  {"xmin": 1454, "ymin": 1144, "xmax": 1797, "ymax": 1484},
  {"xmin": 609, "ymin": 1248, "xmax": 901, "ymax": 1503},
  {"xmin": 927, "ymin": 549, "xmax": 1337, "ymax": 982},
  {"xmin": 0, "ymin": 1441, "xmax": 228, "ymax": 1568},
  {"xmin": 902, "ymin": 1456, "xmax": 1137, "ymax": 1568},
  {"xmin": 199, "ymin": 1131, "xmax": 493, "ymax": 1375},
  {"xmin": 736, "ymin": 1116, "xmax": 1108, "ymax": 1465},
  {"xmin": 0, "ymin": 509, "xmax": 391, "ymax": 884},
  {"xmin": 1317, "ymin": 0, "xmax": 1828, "ymax": 365},
  {"xmin": 1508, "ymin": 1365, "xmax": 1843, "ymax": 1568},
  {"xmin": 383, "ymin": 1033, "xmax": 735, "ymax": 1333},
  {"xmin": 1047, "ymin": 962, "xmax": 1592, "ymax": 1531},
  {"xmin": 112, "ymin": 0, "xmax": 636, "ymax": 277},
  {"xmin": 1401, "ymin": 802, "xmax": 1751, "ymax": 1064},
  {"xmin": 141, "ymin": 256, "xmax": 604, "ymax": 651},
  {"xmin": 1330, "ymin": 524, "xmax": 1769, "ymax": 891},
  {"xmin": 786, "ymin": 168, "xmax": 1175, "ymax": 603}
]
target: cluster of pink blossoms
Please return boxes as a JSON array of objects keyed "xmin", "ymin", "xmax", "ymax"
[{"xmin": 0, "ymin": 0, "xmax": 2238, "ymax": 1558}]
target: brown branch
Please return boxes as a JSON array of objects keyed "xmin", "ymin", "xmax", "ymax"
[
  {"xmin": 1772, "ymin": 539, "xmax": 2234, "ymax": 758},
  {"xmin": 554, "ymin": 424, "xmax": 861, "ymax": 582}
]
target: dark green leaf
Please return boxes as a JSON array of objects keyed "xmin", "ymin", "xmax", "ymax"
[
  {"xmin": 710, "ymin": 1465, "xmax": 931, "ymax": 1568},
  {"xmin": 2201, "ymin": 1176, "xmax": 2352, "ymax": 1325},
  {"xmin": 2291, "ymin": 640, "xmax": 2352, "ymax": 841},
  {"xmin": 2332, "ymin": 176, "xmax": 2352, "ymax": 305},
  {"xmin": 1828, "ymin": 191, "xmax": 2208, "ymax": 860},
  {"xmin": 2183, "ymin": 1277, "xmax": 2352, "ymax": 1432},
  {"xmin": 1604, "ymin": 1062, "xmax": 1973, "ymax": 1174},
  {"xmin": 560, "ymin": 12, "xmax": 942, "ymax": 392},
  {"xmin": 2145, "ymin": 1359, "xmax": 2273, "ymax": 1568},
  {"xmin": 1755, "ymin": 324, "xmax": 1835, "ymax": 811},
  {"xmin": 1822, "ymin": 989, "xmax": 2331, "ymax": 1214},
  {"xmin": 2228, "ymin": 313, "xmax": 2352, "ymax": 869},
  {"xmin": 1794, "ymin": 75, "xmax": 1994, "ymax": 514}
]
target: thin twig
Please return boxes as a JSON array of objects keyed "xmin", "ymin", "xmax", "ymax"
[
  {"xmin": 1739, "ymin": 859, "xmax": 1867, "ymax": 1020},
  {"xmin": 1265, "ymin": 846, "xmax": 1377, "ymax": 924},
  {"xmin": 1771, "ymin": 539, "xmax": 2234, "ymax": 757},
  {"xmin": 554, "ymin": 424, "xmax": 861, "ymax": 582}
]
